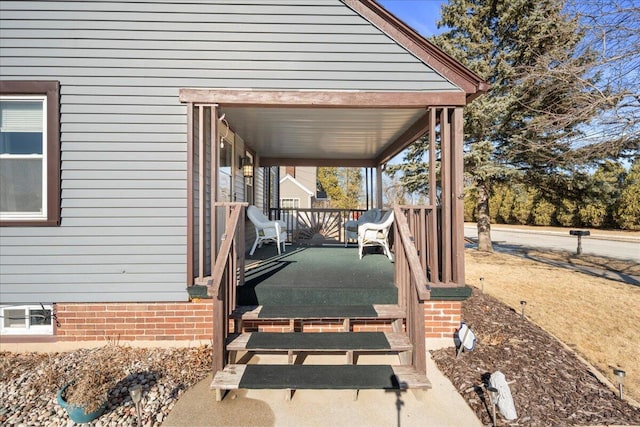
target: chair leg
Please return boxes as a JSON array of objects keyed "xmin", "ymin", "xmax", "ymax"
[{"xmin": 250, "ymin": 237, "xmax": 259, "ymax": 256}]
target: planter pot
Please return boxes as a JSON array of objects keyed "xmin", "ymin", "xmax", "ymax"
[{"xmin": 57, "ymin": 384, "xmax": 108, "ymax": 424}]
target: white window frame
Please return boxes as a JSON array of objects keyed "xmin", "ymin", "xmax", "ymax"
[
  {"xmin": 280, "ymin": 198, "xmax": 300, "ymax": 209},
  {"xmin": 0, "ymin": 95, "xmax": 48, "ymax": 221},
  {"xmin": 0, "ymin": 304, "xmax": 54, "ymax": 335}
]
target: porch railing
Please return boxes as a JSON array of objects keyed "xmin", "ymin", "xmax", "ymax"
[
  {"xmin": 269, "ymin": 207, "xmax": 367, "ymax": 244},
  {"xmin": 393, "ymin": 206, "xmax": 431, "ymax": 374},
  {"xmin": 208, "ymin": 202, "xmax": 246, "ymax": 373}
]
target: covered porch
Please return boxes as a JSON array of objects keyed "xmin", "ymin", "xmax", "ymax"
[
  {"xmin": 176, "ymin": 0, "xmax": 487, "ymax": 400},
  {"xmin": 179, "ymin": 85, "xmax": 485, "ymax": 402}
]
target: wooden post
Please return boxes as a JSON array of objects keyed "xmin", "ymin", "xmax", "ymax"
[
  {"xmin": 186, "ymin": 103, "xmax": 194, "ymax": 286},
  {"xmin": 428, "ymin": 109, "xmax": 439, "ymax": 283},
  {"xmin": 376, "ymin": 165, "xmax": 383, "ymax": 209},
  {"xmin": 211, "ymin": 105, "xmax": 219, "ymax": 276},
  {"xmin": 440, "ymin": 108, "xmax": 452, "ymax": 283},
  {"xmin": 451, "ymin": 107, "xmax": 465, "ymax": 285},
  {"xmin": 198, "ymin": 106, "xmax": 205, "ymax": 281}
]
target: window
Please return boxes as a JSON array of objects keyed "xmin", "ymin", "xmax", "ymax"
[
  {"xmin": 280, "ymin": 198, "xmax": 300, "ymax": 209},
  {"xmin": 0, "ymin": 81, "xmax": 60, "ymax": 226},
  {"xmin": 0, "ymin": 304, "xmax": 54, "ymax": 335}
]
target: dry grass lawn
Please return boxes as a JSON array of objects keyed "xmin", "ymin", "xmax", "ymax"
[{"xmin": 465, "ymin": 248, "xmax": 640, "ymax": 402}]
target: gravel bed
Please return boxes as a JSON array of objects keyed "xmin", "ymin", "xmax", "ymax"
[
  {"xmin": 0, "ymin": 345, "xmax": 212, "ymax": 426},
  {"xmin": 431, "ymin": 289, "xmax": 640, "ymax": 426}
]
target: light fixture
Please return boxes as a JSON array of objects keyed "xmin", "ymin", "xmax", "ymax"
[
  {"xmin": 487, "ymin": 386, "xmax": 498, "ymax": 427},
  {"xmin": 129, "ymin": 384, "xmax": 143, "ymax": 426},
  {"xmin": 613, "ymin": 368, "xmax": 626, "ymax": 400},
  {"xmin": 242, "ymin": 157, "xmax": 254, "ymax": 178},
  {"xmin": 218, "ymin": 113, "xmax": 229, "ymax": 148}
]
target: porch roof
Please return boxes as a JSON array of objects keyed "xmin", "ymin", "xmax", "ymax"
[{"xmin": 179, "ymin": 0, "xmax": 488, "ymax": 167}]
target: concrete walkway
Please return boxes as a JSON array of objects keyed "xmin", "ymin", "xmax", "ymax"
[{"xmin": 163, "ymin": 349, "xmax": 482, "ymax": 427}]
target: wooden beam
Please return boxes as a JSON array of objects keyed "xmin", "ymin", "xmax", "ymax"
[
  {"xmin": 376, "ymin": 111, "xmax": 429, "ymax": 165},
  {"xmin": 180, "ymin": 89, "xmax": 466, "ymax": 107},
  {"xmin": 260, "ymin": 157, "xmax": 376, "ymax": 167}
]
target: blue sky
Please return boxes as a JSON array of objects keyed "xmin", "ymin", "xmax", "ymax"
[{"xmin": 377, "ymin": 0, "xmax": 446, "ymax": 37}]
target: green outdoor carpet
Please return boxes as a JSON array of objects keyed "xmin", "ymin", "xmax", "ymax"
[
  {"xmin": 246, "ymin": 332, "xmax": 390, "ymax": 350},
  {"xmin": 257, "ymin": 305, "xmax": 377, "ymax": 319},
  {"xmin": 239, "ymin": 246, "xmax": 397, "ymax": 306},
  {"xmin": 238, "ymin": 364, "xmax": 399, "ymax": 389}
]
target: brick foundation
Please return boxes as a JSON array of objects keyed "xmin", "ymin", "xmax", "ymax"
[
  {"xmin": 13, "ymin": 300, "xmax": 461, "ymax": 343},
  {"xmin": 55, "ymin": 301, "xmax": 214, "ymax": 342},
  {"xmin": 423, "ymin": 301, "xmax": 462, "ymax": 338}
]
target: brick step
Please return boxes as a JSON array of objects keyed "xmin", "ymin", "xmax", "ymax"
[{"xmin": 211, "ymin": 364, "xmax": 432, "ymax": 401}]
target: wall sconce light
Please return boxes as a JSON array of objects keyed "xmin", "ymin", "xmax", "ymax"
[
  {"xmin": 613, "ymin": 368, "xmax": 626, "ymax": 400},
  {"xmin": 242, "ymin": 157, "xmax": 254, "ymax": 178}
]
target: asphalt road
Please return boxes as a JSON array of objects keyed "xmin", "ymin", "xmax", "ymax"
[{"xmin": 463, "ymin": 225, "xmax": 640, "ymax": 262}]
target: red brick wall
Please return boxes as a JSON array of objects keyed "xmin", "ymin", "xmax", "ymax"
[
  {"xmin": 423, "ymin": 301, "xmax": 462, "ymax": 338},
  {"xmin": 55, "ymin": 301, "xmax": 214, "ymax": 342},
  {"xmin": 49, "ymin": 300, "xmax": 459, "ymax": 342}
]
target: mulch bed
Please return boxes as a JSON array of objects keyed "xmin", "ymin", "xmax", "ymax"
[{"xmin": 431, "ymin": 289, "xmax": 640, "ymax": 426}]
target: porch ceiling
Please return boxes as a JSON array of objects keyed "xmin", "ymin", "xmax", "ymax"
[{"xmin": 220, "ymin": 106, "xmax": 425, "ymax": 166}]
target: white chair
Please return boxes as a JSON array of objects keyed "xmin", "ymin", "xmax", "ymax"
[
  {"xmin": 358, "ymin": 210, "xmax": 394, "ymax": 260},
  {"xmin": 344, "ymin": 208, "xmax": 381, "ymax": 247},
  {"xmin": 247, "ymin": 205, "xmax": 287, "ymax": 255}
]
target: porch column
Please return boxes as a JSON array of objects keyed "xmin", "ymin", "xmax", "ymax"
[
  {"xmin": 210, "ymin": 105, "xmax": 219, "ymax": 271},
  {"xmin": 376, "ymin": 165, "xmax": 383, "ymax": 209},
  {"xmin": 440, "ymin": 108, "xmax": 452, "ymax": 283},
  {"xmin": 451, "ymin": 107, "xmax": 465, "ymax": 284}
]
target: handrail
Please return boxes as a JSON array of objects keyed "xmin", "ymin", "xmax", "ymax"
[
  {"xmin": 393, "ymin": 205, "xmax": 431, "ymax": 374},
  {"xmin": 393, "ymin": 206, "xmax": 431, "ymax": 301},
  {"xmin": 208, "ymin": 202, "xmax": 246, "ymax": 374}
]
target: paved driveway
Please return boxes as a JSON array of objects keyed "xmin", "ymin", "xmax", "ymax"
[{"xmin": 464, "ymin": 225, "xmax": 639, "ymax": 262}]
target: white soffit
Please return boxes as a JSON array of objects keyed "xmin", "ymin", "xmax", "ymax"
[{"xmin": 221, "ymin": 106, "xmax": 425, "ymax": 161}]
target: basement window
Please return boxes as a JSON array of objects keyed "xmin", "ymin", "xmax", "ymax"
[{"xmin": 0, "ymin": 304, "xmax": 54, "ymax": 335}]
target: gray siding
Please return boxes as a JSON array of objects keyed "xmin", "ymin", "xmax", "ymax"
[{"xmin": 0, "ymin": 0, "xmax": 460, "ymax": 304}]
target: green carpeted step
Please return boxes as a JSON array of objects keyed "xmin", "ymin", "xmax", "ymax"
[
  {"xmin": 231, "ymin": 304, "xmax": 405, "ymax": 320},
  {"xmin": 239, "ymin": 365, "xmax": 397, "ymax": 389},
  {"xmin": 211, "ymin": 364, "xmax": 432, "ymax": 396},
  {"xmin": 246, "ymin": 332, "xmax": 390, "ymax": 350},
  {"xmin": 237, "ymin": 285, "xmax": 398, "ymax": 306},
  {"xmin": 227, "ymin": 331, "xmax": 412, "ymax": 353}
]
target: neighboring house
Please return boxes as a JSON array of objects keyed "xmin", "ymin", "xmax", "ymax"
[
  {"xmin": 279, "ymin": 167, "xmax": 317, "ymax": 209},
  {"xmin": 0, "ymin": 0, "xmax": 486, "ymax": 345}
]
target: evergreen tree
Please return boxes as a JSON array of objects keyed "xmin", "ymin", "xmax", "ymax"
[
  {"xmin": 424, "ymin": 0, "xmax": 623, "ymax": 250},
  {"xmin": 614, "ymin": 159, "xmax": 640, "ymax": 230}
]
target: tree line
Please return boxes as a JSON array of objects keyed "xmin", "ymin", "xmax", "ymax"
[{"xmin": 464, "ymin": 159, "xmax": 640, "ymax": 229}]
